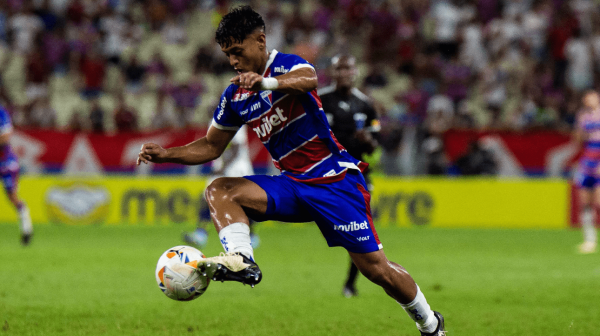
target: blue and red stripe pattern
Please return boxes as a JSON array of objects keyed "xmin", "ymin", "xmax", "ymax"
[{"xmin": 212, "ymin": 50, "xmax": 365, "ymax": 183}]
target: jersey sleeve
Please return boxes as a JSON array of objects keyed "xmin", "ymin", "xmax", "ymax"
[
  {"xmin": 279, "ymin": 53, "xmax": 315, "ymax": 73},
  {"xmin": 211, "ymin": 87, "xmax": 244, "ymax": 131}
]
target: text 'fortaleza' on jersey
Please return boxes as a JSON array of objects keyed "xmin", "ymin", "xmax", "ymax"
[{"xmin": 211, "ymin": 50, "xmax": 367, "ymax": 184}]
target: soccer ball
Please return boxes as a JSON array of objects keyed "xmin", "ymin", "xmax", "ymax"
[{"xmin": 155, "ymin": 245, "xmax": 210, "ymax": 301}]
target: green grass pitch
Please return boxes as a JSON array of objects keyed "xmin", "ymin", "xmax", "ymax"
[{"xmin": 0, "ymin": 223, "xmax": 599, "ymax": 335}]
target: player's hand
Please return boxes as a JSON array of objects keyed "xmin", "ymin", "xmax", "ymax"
[
  {"xmin": 230, "ymin": 72, "xmax": 263, "ymax": 91},
  {"xmin": 137, "ymin": 143, "xmax": 169, "ymax": 165}
]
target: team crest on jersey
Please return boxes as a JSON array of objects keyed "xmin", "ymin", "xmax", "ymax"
[{"xmin": 260, "ymin": 90, "xmax": 273, "ymax": 108}]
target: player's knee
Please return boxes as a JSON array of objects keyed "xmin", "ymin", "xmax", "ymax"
[{"xmin": 205, "ymin": 178, "xmax": 243, "ymax": 205}]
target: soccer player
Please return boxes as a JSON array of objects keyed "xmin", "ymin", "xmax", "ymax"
[
  {"xmin": 183, "ymin": 125, "xmax": 259, "ymax": 248},
  {"xmin": 573, "ymin": 90, "xmax": 600, "ymax": 254},
  {"xmin": 0, "ymin": 105, "xmax": 33, "ymax": 245},
  {"xmin": 138, "ymin": 6, "xmax": 446, "ymax": 335},
  {"xmin": 319, "ymin": 55, "xmax": 380, "ymax": 298}
]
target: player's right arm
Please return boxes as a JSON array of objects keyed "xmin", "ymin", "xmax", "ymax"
[
  {"xmin": 137, "ymin": 126, "xmax": 237, "ymax": 165},
  {"xmin": 138, "ymin": 87, "xmax": 243, "ymax": 166}
]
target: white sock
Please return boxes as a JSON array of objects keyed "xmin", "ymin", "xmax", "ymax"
[
  {"xmin": 399, "ymin": 285, "xmax": 438, "ymax": 333},
  {"xmin": 581, "ymin": 208, "xmax": 597, "ymax": 244},
  {"xmin": 19, "ymin": 204, "xmax": 33, "ymax": 235},
  {"xmin": 218, "ymin": 223, "xmax": 254, "ymax": 260}
]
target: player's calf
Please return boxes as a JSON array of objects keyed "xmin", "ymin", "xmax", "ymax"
[{"xmin": 350, "ymin": 250, "xmax": 443, "ymax": 334}]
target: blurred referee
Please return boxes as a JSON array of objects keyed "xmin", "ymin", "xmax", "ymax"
[{"xmin": 319, "ymin": 55, "xmax": 380, "ymax": 297}]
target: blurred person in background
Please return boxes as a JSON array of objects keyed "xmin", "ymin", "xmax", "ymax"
[
  {"xmin": 25, "ymin": 44, "xmax": 50, "ymax": 116},
  {"xmin": 80, "ymin": 48, "xmax": 106, "ymax": 100},
  {"xmin": 183, "ymin": 125, "xmax": 259, "ymax": 250},
  {"xmin": 9, "ymin": 2, "xmax": 43, "ymax": 54},
  {"xmin": 123, "ymin": 53, "xmax": 147, "ymax": 94},
  {"xmin": 455, "ymin": 140, "xmax": 497, "ymax": 175},
  {"xmin": 113, "ymin": 94, "xmax": 138, "ymax": 132},
  {"xmin": 572, "ymin": 90, "xmax": 600, "ymax": 254},
  {"xmin": 319, "ymin": 54, "xmax": 380, "ymax": 298},
  {"xmin": 0, "ymin": 104, "xmax": 32, "ymax": 245}
]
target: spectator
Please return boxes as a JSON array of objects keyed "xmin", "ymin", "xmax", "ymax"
[
  {"xmin": 29, "ymin": 96, "xmax": 56, "ymax": 129},
  {"xmin": 99, "ymin": 6, "xmax": 128, "ymax": 65},
  {"xmin": 169, "ymin": 76, "xmax": 203, "ymax": 128},
  {"xmin": 564, "ymin": 28, "xmax": 594, "ymax": 92},
  {"xmin": 80, "ymin": 48, "xmax": 106, "ymax": 99},
  {"xmin": 547, "ymin": 9, "xmax": 578, "ymax": 87},
  {"xmin": 89, "ymin": 99, "xmax": 105, "ymax": 133},
  {"xmin": 9, "ymin": 3, "xmax": 44, "ymax": 54},
  {"xmin": 123, "ymin": 54, "xmax": 146, "ymax": 93},
  {"xmin": 25, "ymin": 44, "xmax": 50, "ymax": 105},
  {"xmin": 455, "ymin": 140, "xmax": 497, "ymax": 175},
  {"xmin": 427, "ymin": 84, "xmax": 455, "ymax": 123},
  {"xmin": 113, "ymin": 95, "xmax": 138, "ymax": 132},
  {"xmin": 431, "ymin": 0, "xmax": 464, "ymax": 59},
  {"xmin": 161, "ymin": 13, "xmax": 187, "ymax": 45},
  {"xmin": 43, "ymin": 22, "xmax": 69, "ymax": 72}
]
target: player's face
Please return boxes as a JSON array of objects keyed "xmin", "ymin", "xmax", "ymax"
[
  {"xmin": 221, "ymin": 31, "xmax": 267, "ymax": 75},
  {"xmin": 583, "ymin": 92, "xmax": 600, "ymax": 110},
  {"xmin": 332, "ymin": 58, "xmax": 357, "ymax": 89}
]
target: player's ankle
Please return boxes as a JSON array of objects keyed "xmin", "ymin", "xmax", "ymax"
[
  {"xmin": 399, "ymin": 285, "xmax": 437, "ymax": 333},
  {"xmin": 218, "ymin": 223, "xmax": 255, "ymax": 261}
]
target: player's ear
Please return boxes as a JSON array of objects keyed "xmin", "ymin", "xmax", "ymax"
[{"xmin": 256, "ymin": 32, "xmax": 266, "ymax": 51}]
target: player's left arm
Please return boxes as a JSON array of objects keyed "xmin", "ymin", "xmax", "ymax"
[{"xmin": 231, "ymin": 67, "xmax": 317, "ymax": 95}]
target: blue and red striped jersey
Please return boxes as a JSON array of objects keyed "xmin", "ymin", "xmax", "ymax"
[
  {"xmin": 0, "ymin": 106, "xmax": 16, "ymax": 163},
  {"xmin": 212, "ymin": 50, "xmax": 366, "ymax": 183}
]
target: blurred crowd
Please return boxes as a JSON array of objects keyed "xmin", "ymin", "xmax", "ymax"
[{"xmin": 0, "ymin": 0, "xmax": 599, "ymax": 172}]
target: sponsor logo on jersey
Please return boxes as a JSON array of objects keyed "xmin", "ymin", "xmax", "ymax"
[
  {"xmin": 333, "ymin": 220, "xmax": 369, "ymax": 232},
  {"xmin": 273, "ymin": 66, "xmax": 289, "ymax": 74},
  {"xmin": 252, "ymin": 107, "xmax": 288, "ymax": 138},
  {"xmin": 232, "ymin": 91, "xmax": 257, "ymax": 102},
  {"xmin": 217, "ymin": 97, "xmax": 227, "ymax": 120}
]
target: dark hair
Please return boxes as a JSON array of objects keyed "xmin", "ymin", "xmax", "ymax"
[{"xmin": 215, "ymin": 6, "xmax": 265, "ymax": 48}]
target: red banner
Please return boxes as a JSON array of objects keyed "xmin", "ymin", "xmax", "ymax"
[
  {"xmin": 11, "ymin": 128, "xmax": 271, "ymax": 174},
  {"xmin": 443, "ymin": 130, "xmax": 577, "ymax": 176}
]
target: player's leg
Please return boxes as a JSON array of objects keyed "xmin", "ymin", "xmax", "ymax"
[
  {"xmin": 349, "ymin": 250, "xmax": 444, "ymax": 335},
  {"xmin": 200, "ymin": 175, "xmax": 311, "ymax": 286},
  {"xmin": 578, "ymin": 179, "xmax": 597, "ymax": 253},
  {"xmin": 182, "ymin": 190, "xmax": 212, "ymax": 247},
  {"xmin": 204, "ymin": 177, "xmax": 268, "ymax": 258},
  {"xmin": 299, "ymin": 172, "xmax": 444, "ymax": 335},
  {"xmin": 342, "ymin": 173, "xmax": 374, "ymax": 297},
  {"xmin": 249, "ymin": 219, "xmax": 260, "ymax": 248},
  {"xmin": 198, "ymin": 177, "xmax": 269, "ymax": 285},
  {"xmin": 342, "ymin": 261, "xmax": 360, "ymax": 297},
  {"xmin": 3, "ymin": 171, "xmax": 32, "ymax": 245}
]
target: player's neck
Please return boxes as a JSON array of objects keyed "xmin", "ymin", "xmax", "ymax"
[{"xmin": 258, "ymin": 50, "xmax": 270, "ymax": 75}]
